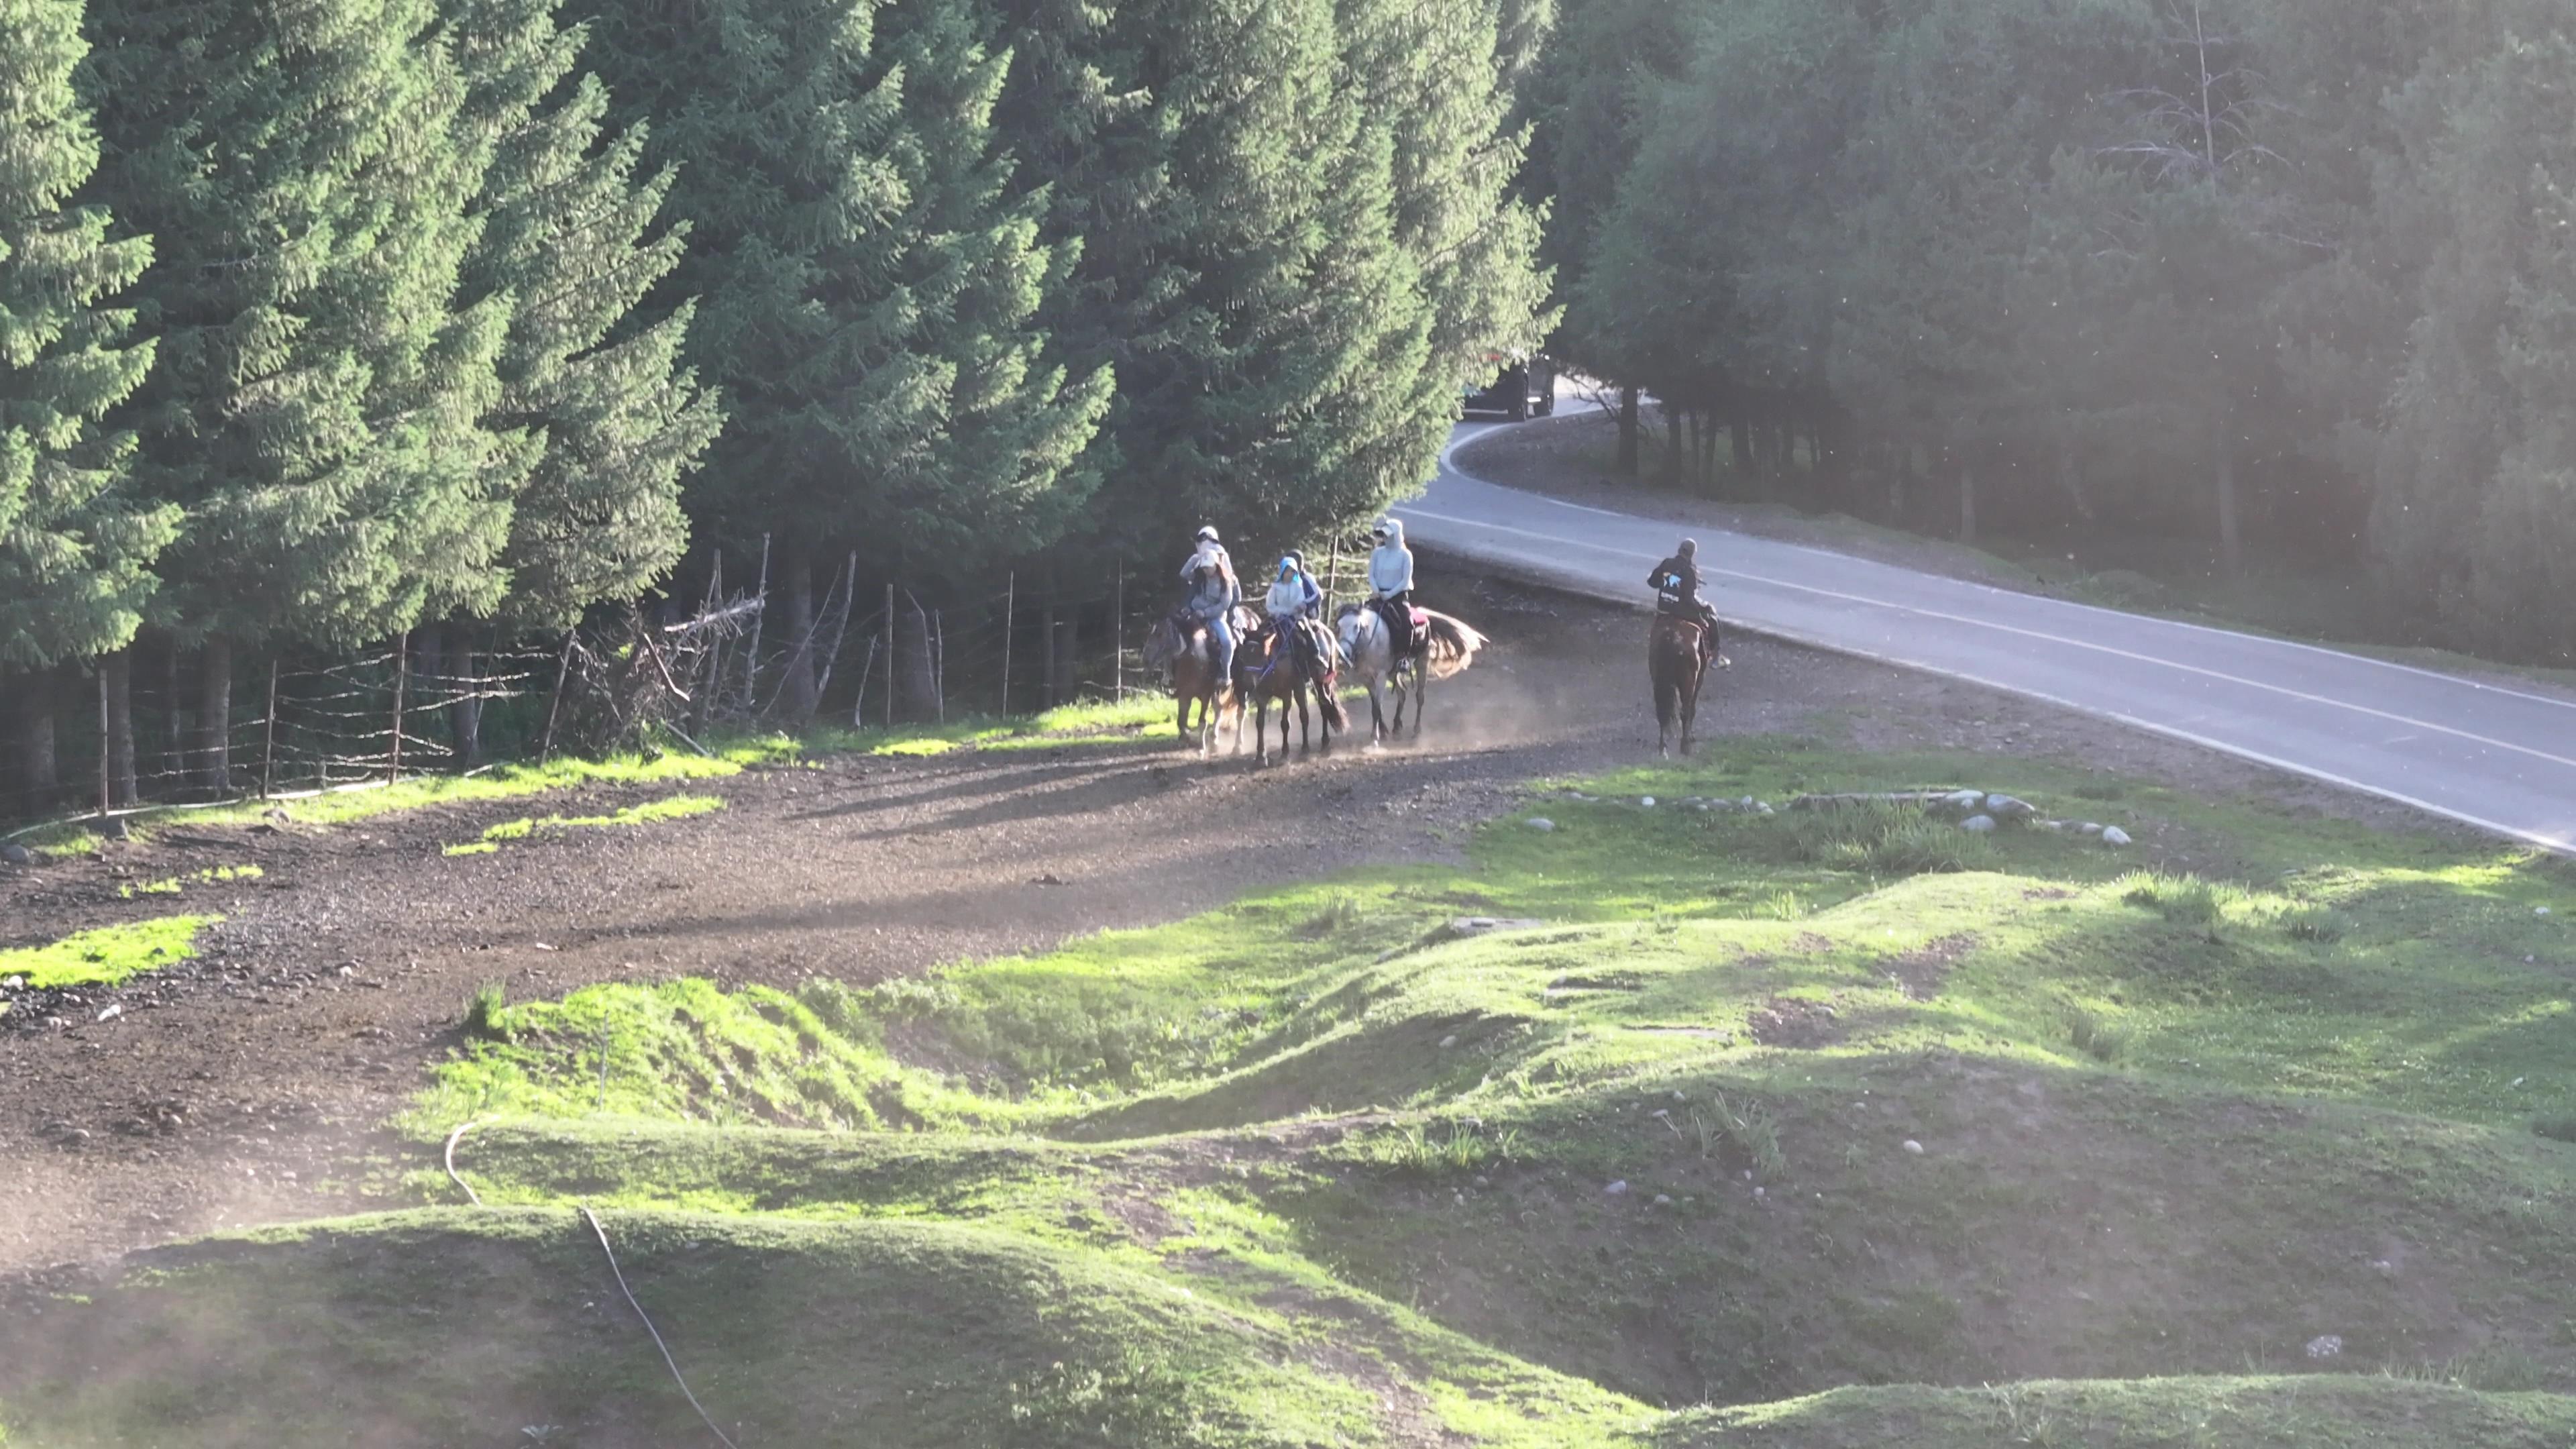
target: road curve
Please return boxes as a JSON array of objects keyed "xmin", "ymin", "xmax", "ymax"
[{"xmin": 1397, "ymin": 419, "xmax": 2576, "ymax": 851}]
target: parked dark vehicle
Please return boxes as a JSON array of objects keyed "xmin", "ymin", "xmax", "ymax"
[{"xmin": 1462, "ymin": 353, "xmax": 1555, "ymax": 421}]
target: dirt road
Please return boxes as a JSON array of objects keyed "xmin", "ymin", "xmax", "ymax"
[{"xmin": 0, "ymin": 566, "xmax": 2407, "ymax": 1271}]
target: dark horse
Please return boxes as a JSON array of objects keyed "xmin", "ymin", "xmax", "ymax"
[
  {"xmin": 1649, "ymin": 612, "xmax": 1721, "ymax": 757},
  {"xmin": 1143, "ymin": 604, "xmax": 1254, "ymax": 755},
  {"xmin": 1230, "ymin": 618, "xmax": 1348, "ymax": 764}
]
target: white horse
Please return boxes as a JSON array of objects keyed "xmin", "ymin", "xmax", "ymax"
[{"xmin": 1334, "ymin": 602, "xmax": 1488, "ymax": 744}]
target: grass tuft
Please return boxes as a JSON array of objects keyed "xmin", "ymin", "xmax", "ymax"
[
  {"xmin": 2116, "ymin": 869, "xmax": 2229, "ymax": 925},
  {"xmin": 2057, "ymin": 1000, "xmax": 2131, "ymax": 1063},
  {"xmin": 1784, "ymin": 800, "xmax": 1996, "ymax": 874},
  {"xmin": 461, "ymin": 980, "xmax": 513, "ymax": 1043}
]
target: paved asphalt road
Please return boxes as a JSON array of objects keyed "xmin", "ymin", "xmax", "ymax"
[{"xmin": 1397, "ymin": 416, "xmax": 2576, "ymax": 851}]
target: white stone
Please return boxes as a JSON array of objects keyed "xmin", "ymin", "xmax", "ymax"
[
  {"xmin": 1640, "ymin": 796, "xmax": 1656, "ymax": 808},
  {"xmin": 2078, "ymin": 822, "xmax": 2104, "ymax": 836},
  {"xmin": 2537, "ymin": 906, "xmax": 2554, "ymax": 916},
  {"xmin": 1756, "ymin": 802, "xmax": 1774, "ymax": 815},
  {"xmin": 2100, "ymin": 826, "xmax": 2133, "ymax": 847},
  {"xmin": 1960, "ymin": 814, "xmax": 1998, "ymax": 833},
  {"xmin": 1986, "ymin": 794, "xmax": 2035, "ymax": 819},
  {"xmin": 1604, "ymin": 1179, "xmax": 1630, "ymax": 1195},
  {"xmin": 1525, "ymin": 818, "xmax": 1555, "ymax": 833},
  {"xmin": 1438, "ymin": 1034, "xmax": 1458, "ymax": 1049},
  {"xmin": 1653, "ymin": 1194, "xmax": 1672, "ymax": 1207},
  {"xmin": 2305, "ymin": 1334, "xmax": 2343, "ymax": 1360},
  {"xmin": 1944, "ymin": 790, "xmax": 1984, "ymax": 810},
  {"xmin": 1902, "ymin": 1139, "xmax": 1925, "ymax": 1155}
]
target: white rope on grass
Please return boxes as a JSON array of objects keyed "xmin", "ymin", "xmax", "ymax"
[
  {"xmin": 443, "ymin": 1119, "xmax": 482, "ymax": 1205},
  {"xmin": 581, "ymin": 1203, "xmax": 743, "ymax": 1449},
  {"xmin": 443, "ymin": 1121, "xmax": 743, "ymax": 1447}
]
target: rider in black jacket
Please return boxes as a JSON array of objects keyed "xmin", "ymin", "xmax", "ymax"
[{"xmin": 1648, "ymin": 539, "xmax": 1722, "ymax": 665}]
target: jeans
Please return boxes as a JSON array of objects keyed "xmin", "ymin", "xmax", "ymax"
[{"xmin": 1203, "ymin": 608, "xmax": 1236, "ymax": 683}]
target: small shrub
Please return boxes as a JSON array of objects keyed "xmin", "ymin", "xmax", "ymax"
[
  {"xmin": 2533, "ymin": 1115, "xmax": 2576, "ymax": 1146},
  {"xmin": 462, "ymin": 980, "xmax": 513, "ymax": 1042},
  {"xmin": 1695, "ymin": 1092, "xmax": 1786, "ymax": 1179},
  {"xmin": 1781, "ymin": 800, "xmax": 1992, "ymax": 875},
  {"xmin": 2116, "ymin": 871, "xmax": 2226, "ymax": 926},
  {"xmin": 2282, "ymin": 907, "xmax": 2350, "ymax": 943},
  {"xmin": 1295, "ymin": 894, "xmax": 1366, "ymax": 940},
  {"xmin": 1380, "ymin": 1119, "xmax": 1519, "ymax": 1176},
  {"xmin": 2057, "ymin": 1001, "xmax": 2131, "ymax": 1063}
]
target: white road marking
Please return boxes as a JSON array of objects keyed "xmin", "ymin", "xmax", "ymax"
[{"xmin": 1395, "ymin": 504, "xmax": 2576, "ymax": 779}]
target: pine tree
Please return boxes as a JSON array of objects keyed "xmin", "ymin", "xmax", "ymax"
[
  {"xmin": 0, "ymin": 0, "xmax": 171, "ymax": 676},
  {"xmin": 588, "ymin": 0, "xmax": 1109, "ymax": 584},
  {"xmin": 1336, "ymin": 0, "xmax": 1553, "ymax": 384},
  {"xmin": 86, "ymin": 0, "xmax": 513, "ymax": 782},
  {"xmin": 441, "ymin": 0, "xmax": 720, "ymax": 631}
]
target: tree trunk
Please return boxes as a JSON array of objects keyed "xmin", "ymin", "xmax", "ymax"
[
  {"xmin": 779, "ymin": 553, "xmax": 820, "ymax": 723},
  {"xmin": 1957, "ymin": 460, "xmax": 1977, "ymax": 545},
  {"xmin": 896, "ymin": 597, "xmax": 938, "ymax": 721},
  {"xmin": 447, "ymin": 638, "xmax": 483, "ymax": 769},
  {"xmin": 1615, "ymin": 386, "xmax": 1640, "ymax": 476},
  {"xmin": 105, "ymin": 649, "xmax": 137, "ymax": 807},
  {"xmin": 162, "ymin": 641, "xmax": 186, "ymax": 793},
  {"xmin": 1684, "ymin": 409, "xmax": 1702, "ymax": 490},
  {"xmin": 1054, "ymin": 607, "xmax": 1079, "ymax": 704},
  {"xmin": 2057, "ymin": 430, "xmax": 2094, "ymax": 523},
  {"xmin": 1729, "ymin": 413, "xmax": 1753, "ymax": 473},
  {"xmin": 1662, "ymin": 403, "xmax": 1683, "ymax": 484},
  {"xmin": 198, "ymin": 636, "xmax": 232, "ymax": 794},
  {"xmin": 1042, "ymin": 600, "xmax": 1060, "ymax": 708},
  {"xmin": 2213, "ymin": 426, "xmax": 2241, "ymax": 576},
  {"xmin": 11, "ymin": 667, "xmax": 58, "ymax": 810},
  {"xmin": 413, "ymin": 625, "xmax": 445, "ymax": 765}
]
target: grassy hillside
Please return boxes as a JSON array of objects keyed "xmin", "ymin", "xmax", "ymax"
[{"xmin": 11, "ymin": 739, "xmax": 2576, "ymax": 1444}]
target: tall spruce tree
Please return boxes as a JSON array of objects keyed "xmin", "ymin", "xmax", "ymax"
[
  {"xmin": 0, "ymin": 0, "xmax": 171, "ymax": 804},
  {"xmin": 0, "ymin": 0, "xmax": 168, "ymax": 670},
  {"xmin": 442, "ymin": 0, "xmax": 719, "ymax": 631},
  {"xmin": 588, "ymin": 0, "xmax": 1109, "ymax": 576},
  {"xmin": 86, "ymin": 0, "xmax": 512, "ymax": 784}
]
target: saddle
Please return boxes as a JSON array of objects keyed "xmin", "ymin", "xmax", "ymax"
[{"xmin": 1369, "ymin": 597, "xmax": 1429, "ymax": 637}]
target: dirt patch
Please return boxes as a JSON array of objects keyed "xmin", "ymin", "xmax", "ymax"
[
  {"xmin": 1748, "ymin": 996, "xmax": 1847, "ymax": 1049},
  {"xmin": 1886, "ymin": 933, "xmax": 1978, "ymax": 1002}
]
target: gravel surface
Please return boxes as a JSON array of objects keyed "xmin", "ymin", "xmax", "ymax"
[{"xmin": 0, "ymin": 564, "xmax": 2437, "ymax": 1271}]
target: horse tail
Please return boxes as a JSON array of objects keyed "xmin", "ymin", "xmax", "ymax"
[
  {"xmin": 1419, "ymin": 610, "xmax": 1487, "ymax": 680},
  {"xmin": 1316, "ymin": 676, "xmax": 1349, "ymax": 731}
]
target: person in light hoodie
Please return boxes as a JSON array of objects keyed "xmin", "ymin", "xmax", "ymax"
[
  {"xmin": 1179, "ymin": 525, "xmax": 1241, "ymax": 682},
  {"xmin": 1367, "ymin": 517, "xmax": 1415, "ymax": 658}
]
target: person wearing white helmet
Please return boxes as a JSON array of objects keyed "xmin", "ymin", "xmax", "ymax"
[
  {"xmin": 1179, "ymin": 524, "xmax": 1241, "ymax": 682},
  {"xmin": 1367, "ymin": 517, "xmax": 1415, "ymax": 657}
]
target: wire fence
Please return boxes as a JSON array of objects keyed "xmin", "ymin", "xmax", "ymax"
[{"xmin": 1, "ymin": 529, "xmax": 1394, "ymax": 833}]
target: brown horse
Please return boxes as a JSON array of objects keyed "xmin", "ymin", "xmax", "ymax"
[
  {"xmin": 1648, "ymin": 612, "xmax": 1727, "ymax": 756},
  {"xmin": 1229, "ymin": 618, "xmax": 1348, "ymax": 764},
  {"xmin": 1143, "ymin": 605, "xmax": 1253, "ymax": 755}
]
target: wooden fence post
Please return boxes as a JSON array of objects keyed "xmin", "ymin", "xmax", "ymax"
[
  {"xmin": 260, "ymin": 657, "xmax": 279, "ymax": 799},
  {"xmin": 97, "ymin": 666, "xmax": 110, "ymax": 822},
  {"xmin": 389, "ymin": 633, "xmax": 408, "ymax": 783},
  {"xmin": 1000, "ymin": 572, "xmax": 1016, "ymax": 719},
  {"xmin": 1112, "ymin": 559, "xmax": 1124, "ymax": 702},
  {"xmin": 741, "ymin": 532, "xmax": 771, "ymax": 712},
  {"xmin": 540, "ymin": 633, "xmax": 573, "ymax": 763},
  {"xmin": 883, "ymin": 584, "xmax": 895, "ymax": 729}
]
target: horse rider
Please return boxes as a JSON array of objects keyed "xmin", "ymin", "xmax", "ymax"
[
  {"xmin": 1368, "ymin": 517, "xmax": 1415, "ymax": 659},
  {"xmin": 1180, "ymin": 524, "xmax": 1242, "ymax": 684},
  {"xmin": 1648, "ymin": 537, "xmax": 1723, "ymax": 667},
  {"xmin": 1266, "ymin": 550, "xmax": 1328, "ymax": 674}
]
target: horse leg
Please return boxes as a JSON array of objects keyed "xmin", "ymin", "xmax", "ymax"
[{"xmin": 1682, "ymin": 666, "xmax": 1700, "ymax": 756}]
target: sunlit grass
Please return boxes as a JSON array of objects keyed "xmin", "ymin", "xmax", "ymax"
[{"xmin": 0, "ymin": 914, "xmax": 221, "ymax": 991}]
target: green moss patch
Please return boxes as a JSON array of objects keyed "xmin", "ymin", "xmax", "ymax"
[{"xmin": 0, "ymin": 914, "xmax": 220, "ymax": 991}]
